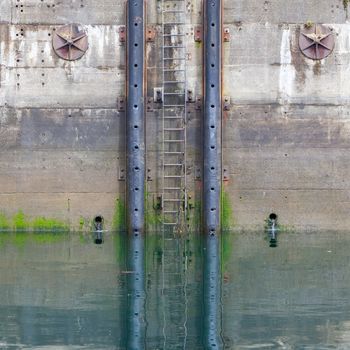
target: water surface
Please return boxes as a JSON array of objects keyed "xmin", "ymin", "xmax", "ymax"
[{"xmin": 0, "ymin": 231, "xmax": 350, "ymax": 349}]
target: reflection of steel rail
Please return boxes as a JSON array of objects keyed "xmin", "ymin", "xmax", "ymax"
[
  {"xmin": 126, "ymin": 234, "xmax": 146, "ymax": 349},
  {"xmin": 203, "ymin": 0, "xmax": 222, "ymax": 236},
  {"xmin": 127, "ymin": 0, "xmax": 145, "ymax": 236},
  {"xmin": 203, "ymin": 235, "xmax": 223, "ymax": 348}
]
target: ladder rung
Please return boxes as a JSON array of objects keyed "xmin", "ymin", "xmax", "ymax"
[
  {"xmin": 163, "ymin": 34, "xmax": 185, "ymax": 37},
  {"xmin": 164, "ymin": 139, "xmax": 184, "ymax": 142},
  {"xmin": 164, "ymin": 128, "xmax": 184, "ymax": 131},
  {"xmin": 163, "ymin": 199, "xmax": 185, "ymax": 202},
  {"xmin": 164, "ymin": 117, "xmax": 184, "ymax": 119},
  {"xmin": 164, "ymin": 187, "xmax": 182, "ymax": 190},
  {"xmin": 163, "ymin": 92, "xmax": 185, "ymax": 95},
  {"xmin": 163, "ymin": 222, "xmax": 177, "ymax": 225},
  {"xmin": 164, "ymin": 104, "xmax": 185, "ymax": 107},
  {"xmin": 164, "ymin": 163, "xmax": 183, "ymax": 166},
  {"xmin": 164, "ymin": 45, "xmax": 185, "ymax": 49},
  {"xmin": 164, "ymin": 175, "xmax": 183, "ymax": 178},
  {"xmin": 164, "ymin": 22, "xmax": 186, "ymax": 25},
  {"xmin": 164, "ymin": 151, "xmax": 184, "ymax": 154},
  {"xmin": 163, "ymin": 10, "xmax": 185, "ymax": 13},
  {"xmin": 164, "ymin": 81, "xmax": 185, "ymax": 84},
  {"xmin": 163, "ymin": 69, "xmax": 185, "ymax": 72},
  {"xmin": 163, "ymin": 57, "xmax": 186, "ymax": 61}
]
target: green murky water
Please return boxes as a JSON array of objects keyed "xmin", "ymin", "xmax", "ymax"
[{"xmin": 1, "ymin": 231, "xmax": 350, "ymax": 349}]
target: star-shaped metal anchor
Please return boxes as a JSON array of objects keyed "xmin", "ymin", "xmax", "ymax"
[
  {"xmin": 53, "ymin": 24, "xmax": 88, "ymax": 61},
  {"xmin": 299, "ymin": 24, "xmax": 334, "ymax": 60}
]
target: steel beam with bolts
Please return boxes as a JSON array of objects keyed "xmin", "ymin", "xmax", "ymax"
[
  {"xmin": 203, "ymin": 0, "xmax": 222, "ymax": 236},
  {"xmin": 127, "ymin": 0, "xmax": 145, "ymax": 236}
]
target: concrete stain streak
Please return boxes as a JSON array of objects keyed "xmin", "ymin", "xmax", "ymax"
[{"xmin": 278, "ymin": 29, "xmax": 295, "ymax": 104}]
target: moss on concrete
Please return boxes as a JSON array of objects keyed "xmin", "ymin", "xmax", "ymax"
[
  {"xmin": 221, "ymin": 191, "xmax": 234, "ymax": 231},
  {"xmin": 305, "ymin": 20, "xmax": 314, "ymax": 29},
  {"xmin": 0, "ymin": 211, "xmax": 69, "ymax": 232},
  {"xmin": 79, "ymin": 217, "xmax": 85, "ymax": 231},
  {"xmin": 344, "ymin": 0, "xmax": 349, "ymax": 9},
  {"xmin": 13, "ymin": 211, "xmax": 30, "ymax": 231},
  {"xmin": 112, "ymin": 198, "xmax": 126, "ymax": 232},
  {"xmin": 32, "ymin": 217, "xmax": 68, "ymax": 232},
  {"xmin": 0, "ymin": 213, "xmax": 11, "ymax": 230},
  {"xmin": 144, "ymin": 190, "xmax": 162, "ymax": 231},
  {"xmin": 145, "ymin": 194, "xmax": 161, "ymax": 227},
  {"xmin": 146, "ymin": 208, "xmax": 162, "ymax": 226},
  {"xmin": 186, "ymin": 200, "xmax": 201, "ymax": 232}
]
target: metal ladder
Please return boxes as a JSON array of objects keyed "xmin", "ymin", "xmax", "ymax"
[{"xmin": 161, "ymin": 0, "xmax": 188, "ymax": 231}]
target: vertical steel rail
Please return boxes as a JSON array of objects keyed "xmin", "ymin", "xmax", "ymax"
[
  {"xmin": 203, "ymin": 0, "xmax": 222, "ymax": 235},
  {"xmin": 127, "ymin": 0, "xmax": 145, "ymax": 235}
]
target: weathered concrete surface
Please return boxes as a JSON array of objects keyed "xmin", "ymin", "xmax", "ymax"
[
  {"xmin": 222, "ymin": 1, "xmax": 350, "ymax": 230},
  {"xmin": 1, "ymin": 0, "xmax": 350, "ymax": 231},
  {"xmin": 224, "ymin": 0, "xmax": 347, "ymax": 24},
  {"xmin": 7, "ymin": 0, "xmax": 126, "ymax": 25},
  {"xmin": 0, "ymin": 25, "xmax": 125, "ymax": 108},
  {"xmin": 0, "ymin": 2, "xmax": 126, "ymax": 230},
  {"xmin": 0, "ymin": 1, "xmax": 11, "ymax": 24}
]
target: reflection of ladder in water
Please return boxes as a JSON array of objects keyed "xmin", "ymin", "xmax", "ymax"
[{"xmin": 161, "ymin": 0, "xmax": 188, "ymax": 231}]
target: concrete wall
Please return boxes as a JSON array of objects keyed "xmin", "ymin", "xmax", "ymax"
[
  {"xmin": 0, "ymin": 1, "xmax": 126, "ymax": 230},
  {"xmin": 222, "ymin": 1, "xmax": 350, "ymax": 231},
  {"xmin": 0, "ymin": 0, "xmax": 349, "ymax": 231}
]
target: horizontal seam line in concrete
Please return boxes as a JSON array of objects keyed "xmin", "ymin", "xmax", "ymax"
[
  {"xmin": 223, "ymin": 146, "xmax": 350, "ymax": 149},
  {"xmin": 3, "ymin": 66, "xmax": 122, "ymax": 69},
  {"xmin": 222, "ymin": 146, "xmax": 350, "ymax": 149},
  {"xmin": 224, "ymin": 103, "xmax": 346, "ymax": 107},
  {"xmin": 229, "ymin": 189, "xmax": 350, "ymax": 191},
  {"xmin": 0, "ymin": 107, "xmax": 123, "ymax": 110},
  {"xmin": 0, "ymin": 192, "xmax": 126, "ymax": 194},
  {"xmin": 228, "ymin": 187, "xmax": 350, "ymax": 191},
  {"xmin": 5, "ymin": 22, "xmax": 125, "ymax": 26}
]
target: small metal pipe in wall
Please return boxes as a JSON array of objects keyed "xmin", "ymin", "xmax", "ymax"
[
  {"xmin": 127, "ymin": 0, "xmax": 145, "ymax": 236},
  {"xmin": 203, "ymin": 0, "xmax": 222, "ymax": 236}
]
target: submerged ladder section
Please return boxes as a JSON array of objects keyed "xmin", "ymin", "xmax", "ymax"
[{"xmin": 161, "ymin": 0, "xmax": 188, "ymax": 231}]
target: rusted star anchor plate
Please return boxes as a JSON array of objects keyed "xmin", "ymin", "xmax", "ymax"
[
  {"xmin": 53, "ymin": 24, "xmax": 88, "ymax": 61},
  {"xmin": 299, "ymin": 24, "xmax": 334, "ymax": 60}
]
